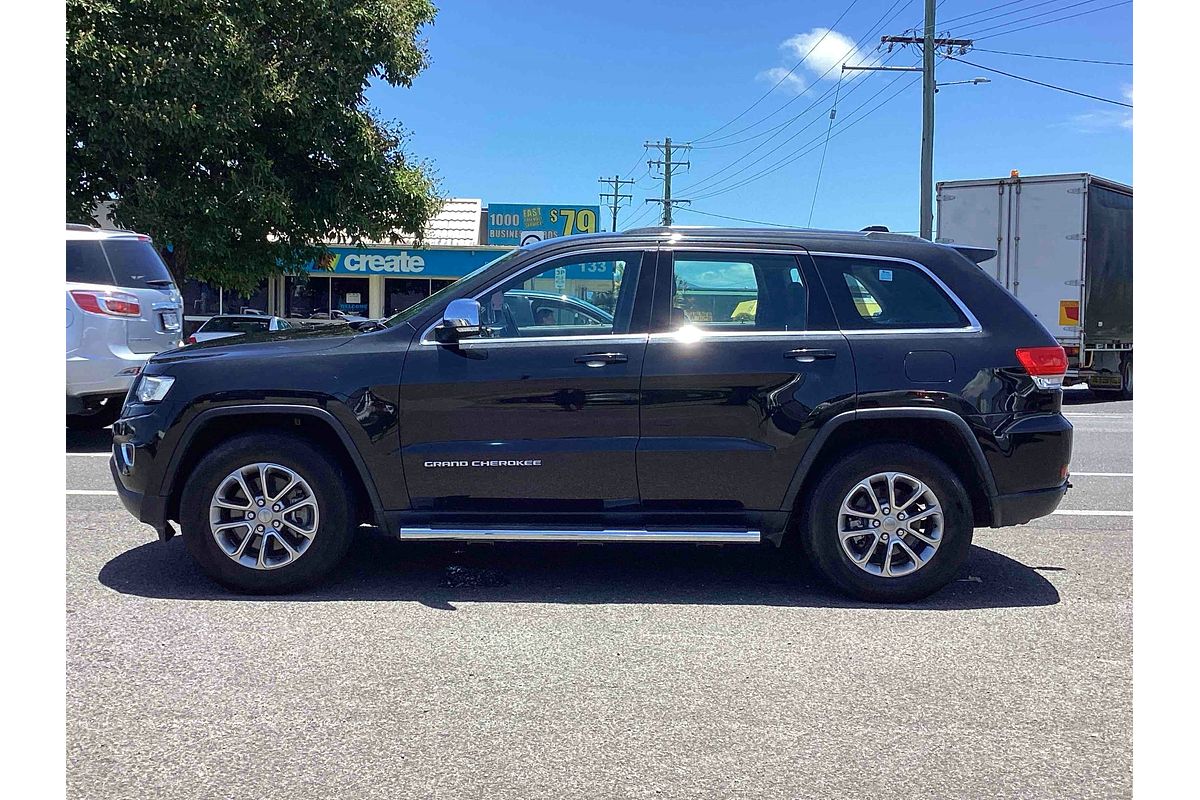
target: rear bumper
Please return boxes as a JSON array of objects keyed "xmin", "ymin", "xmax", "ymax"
[
  {"xmin": 110, "ymin": 455, "xmax": 174, "ymax": 541},
  {"xmin": 991, "ymin": 481, "xmax": 1068, "ymax": 527}
]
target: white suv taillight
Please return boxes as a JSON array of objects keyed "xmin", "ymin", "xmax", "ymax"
[
  {"xmin": 70, "ymin": 290, "xmax": 142, "ymax": 318},
  {"xmin": 1015, "ymin": 345, "xmax": 1068, "ymax": 390}
]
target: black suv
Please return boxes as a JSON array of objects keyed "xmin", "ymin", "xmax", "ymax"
[{"xmin": 110, "ymin": 227, "xmax": 1072, "ymax": 601}]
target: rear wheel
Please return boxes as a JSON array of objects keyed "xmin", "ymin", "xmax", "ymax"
[
  {"xmin": 799, "ymin": 444, "xmax": 973, "ymax": 603},
  {"xmin": 1120, "ymin": 354, "xmax": 1133, "ymax": 400},
  {"xmin": 180, "ymin": 433, "xmax": 355, "ymax": 593}
]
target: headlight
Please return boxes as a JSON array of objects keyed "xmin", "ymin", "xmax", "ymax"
[{"xmin": 136, "ymin": 374, "xmax": 175, "ymax": 403}]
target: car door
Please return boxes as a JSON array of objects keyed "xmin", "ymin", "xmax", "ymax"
[
  {"xmin": 399, "ymin": 248, "xmax": 655, "ymax": 513},
  {"xmin": 637, "ymin": 246, "xmax": 857, "ymax": 512}
]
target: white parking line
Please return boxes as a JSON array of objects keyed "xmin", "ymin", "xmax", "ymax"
[
  {"xmin": 1051, "ymin": 509, "xmax": 1133, "ymax": 517},
  {"xmin": 66, "ymin": 453, "xmax": 111, "ymax": 458},
  {"xmin": 66, "ymin": 490, "xmax": 118, "ymax": 496},
  {"xmin": 1072, "ymin": 472, "xmax": 1133, "ymax": 477}
]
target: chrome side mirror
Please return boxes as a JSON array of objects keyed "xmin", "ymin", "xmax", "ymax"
[{"xmin": 433, "ymin": 298, "xmax": 482, "ymax": 343}]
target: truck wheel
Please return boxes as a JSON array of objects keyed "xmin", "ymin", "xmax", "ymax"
[
  {"xmin": 1120, "ymin": 355, "xmax": 1133, "ymax": 400},
  {"xmin": 799, "ymin": 444, "xmax": 974, "ymax": 603},
  {"xmin": 180, "ymin": 433, "xmax": 355, "ymax": 593}
]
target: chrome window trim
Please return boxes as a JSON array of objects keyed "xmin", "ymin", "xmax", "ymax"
[
  {"xmin": 805, "ymin": 250, "xmax": 982, "ymax": 334},
  {"xmin": 457, "ymin": 333, "xmax": 649, "ymax": 350},
  {"xmin": 419, "ymin": 245, "xmax": 650, "ymax": 346},
  {"xmin": 418, "ymin": 245, "xmax": 982, "ymax": 347}
]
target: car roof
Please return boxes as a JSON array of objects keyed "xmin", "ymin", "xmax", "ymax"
[
  {"xmin": 520, "ymin": 225, "xmax": 993, "ymax": 263},
  {"xmin": 203, "ymin": 314, "xmax": 278, "ymax": 321},
  {"xmin": 65, "ymin": 223, "xmax": 153, "ymax": 242}
]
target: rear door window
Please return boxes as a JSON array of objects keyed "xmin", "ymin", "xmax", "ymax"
[
  {"xmin": 66, "ymin": 241, "xmax": 115, "ymax": 285},
  {"xmin": 815, "ymin": 257, "xmax": 968, "ymax": 330},
  {"xmin": 663, "ymin": 252, "xmax": 808, "ymax": 331}
]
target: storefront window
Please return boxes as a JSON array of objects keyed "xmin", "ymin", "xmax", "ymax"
[
  {"xmin": 331, "ymin": 277, "xmax": 370, "ymax": 317},
  {"xmin": 385, "ymin": 278, "xmax": 429, "ymax": 317},
  {"xmin": 284, "ymin": 275, "xmax": 331, "ymax": 319},
  {"xmin": 182, "ymin": 278, "xmax": 222, "ymax": 316},
  {"xmin": 224, "ymin": 281, "xmax": 270, "ymax": 315}
]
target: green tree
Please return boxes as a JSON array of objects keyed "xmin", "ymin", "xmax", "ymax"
[{"xmin": 67, "ymin": 0, "xmax": 441, "ymax": 294}]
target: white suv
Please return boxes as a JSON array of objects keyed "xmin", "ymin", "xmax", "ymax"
[{"xmin": 66, "ymin": 224, "xmax": 183, "ymax": 429}]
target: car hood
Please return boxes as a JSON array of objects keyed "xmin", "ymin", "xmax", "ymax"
[{"xmin": 151, "ymin": 324, "xmax": 356, "ymax": 364}]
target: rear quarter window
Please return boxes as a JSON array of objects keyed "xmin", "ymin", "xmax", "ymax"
[
  {"xmin": 66, "ymin": 241, "xmax": 114, "ymax": 285},
  {"xmin": 815, "ymin": 256, "xmax": 969, "ymax": 330}
]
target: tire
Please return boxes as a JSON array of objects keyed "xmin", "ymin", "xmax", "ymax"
[
  {"xmin": 799, "ymin": 443, "xmax": 974, "ymax": 603},
  {"xmin": 66, "ymin": 396, "xmax": 123, "ymax": 430},
  {"xmin": 180, "ymin": 432, "xmax": 355, "ymax": 593},
  {"xmin": 1120, "ymin": 355, "xmax": 1133, "ymax": 401}
]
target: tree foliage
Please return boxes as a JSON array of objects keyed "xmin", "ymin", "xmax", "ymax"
[{"xmin": 67, "ymin": 0, "xmax": 441, "ymax": 293}]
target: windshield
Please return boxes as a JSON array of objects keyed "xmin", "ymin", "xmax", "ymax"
[{"xmin": 380, "ymin": 249, "xmax": 520, "ymax": 329}]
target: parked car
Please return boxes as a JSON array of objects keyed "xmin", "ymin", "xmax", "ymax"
[
  {"xmin": 503, "ymin": 289, "xmax": 614, "ymax": 330},
  {"xmin": 110, "ymin": 227, "xmax": 1072, "ymax": 602},
  {"xmin": 66, "ymin": 223, "xmax": 182, "ymax": 429},
  {"xmin": 185, "ymin": 314, "xmax": 292, "ymax": 344}
]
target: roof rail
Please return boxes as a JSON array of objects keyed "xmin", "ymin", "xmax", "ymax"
[{"xmin": 66, "ymin": 223, "xmax": 95, "ymax": 232}]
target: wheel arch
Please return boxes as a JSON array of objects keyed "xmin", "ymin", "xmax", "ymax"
[
  {"xmin": 781, "ymin": 408, "xmax": 999, "ymax": 528},
  {"xmin": 162, "ymin": 405, "xmax": 386, "ymax": 531}
]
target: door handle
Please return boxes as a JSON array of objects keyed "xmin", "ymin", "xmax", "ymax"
[
  {"xmin": 574, "ymin": 352, "xmax": 628, "ymax": 367},
  {"xmin": 785, "ymin": 348, "xmax": 837, "ymax": 363}
]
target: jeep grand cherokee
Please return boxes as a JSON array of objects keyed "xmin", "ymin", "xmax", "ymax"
[{"xmin": 110, "ymin": 227, "xmax": 1072, "ymax": 602}]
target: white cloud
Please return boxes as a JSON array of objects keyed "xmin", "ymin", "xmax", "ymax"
[
  {"xmin": 1060, "ymin": 84, "xmax": 1132, "ymax": 132},
  {"xmin": 756, "ymin": 66, "xmax": 808, "ymax": 95},
  {"xmin": 781, "ymin": 28, "xmax": 877, "ymax": 79}
]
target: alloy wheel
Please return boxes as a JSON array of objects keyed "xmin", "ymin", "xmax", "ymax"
[
  {"xmin": 837, "ymin": 471, "xmax": 943, "ymax": 578},
  {"xmin": 208, "ymin": 462, "xmax": 320, "ymax": 570}
]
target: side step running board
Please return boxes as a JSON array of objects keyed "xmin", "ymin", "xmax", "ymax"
[{"xmin": 399, "ymin": 528, "xmax": 761, "ymax": 543}]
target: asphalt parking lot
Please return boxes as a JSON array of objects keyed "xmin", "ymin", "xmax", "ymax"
[{"xmin": 66, "ymin": 389, "xmax": 1131, "ymax": 799}]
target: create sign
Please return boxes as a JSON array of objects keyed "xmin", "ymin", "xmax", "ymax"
[{"xmin": 307, "ymin": 247, "xmax": 510, "ymax": 278}]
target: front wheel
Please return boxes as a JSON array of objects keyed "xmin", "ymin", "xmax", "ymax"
[
  {"xmin": 180, "ymin": 433, "xmax": 355, "ymax": 593},
  {"xmin": 799, "ymin": 444, "xmax": 974, "ymax": 603}
]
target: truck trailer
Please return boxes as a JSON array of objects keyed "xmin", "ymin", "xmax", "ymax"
[{"xmin": 936, "ymin": 172, "xmax": 1132, "ymax": 397}]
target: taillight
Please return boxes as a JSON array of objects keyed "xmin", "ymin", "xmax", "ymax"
[
  {"xmin": 70, "ymin": 290, "xmax": 141, "ymax": 318},
  {"xmin": 1015, "ymin": 345, "xmax": 1068, "ymax": 390}
]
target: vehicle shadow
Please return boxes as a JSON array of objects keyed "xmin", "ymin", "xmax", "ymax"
[
  {"xmin": 1061, "ymin": 387, "xmax": 1130, "ymax": 408},
  {"xmin": 66, "ymin": 428, "xmax": 113, "ymax": 454},
  {"xmin": 99, "ymin": 530, "xmax": 1060, "ymax": 611}
]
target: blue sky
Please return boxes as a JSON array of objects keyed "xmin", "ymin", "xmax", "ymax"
[{"xmin": 367, "ymin": 0, "xmax": 1132, "ymax": 234}]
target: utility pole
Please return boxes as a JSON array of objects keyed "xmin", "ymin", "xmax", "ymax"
[
  {"xmin": 598, "ymin": 175, "xmax": 635, "ymax": 231},
  {"xmin": 872, "ymin": 3, "xmax": 973, "ymax": 240},
  {"xmin": 645, "ymin": 137, "xmax": 692, "ymax": 226}
]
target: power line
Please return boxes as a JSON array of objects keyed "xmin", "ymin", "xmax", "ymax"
[
  {"xmin": 947, "ymin": 55, "xmax": 1132, "ymax": 106},
  {"xmin": 808, "ymin": 75, "xmax": 844, "ymax": 226},
  {"xmin": 691, "ymin": 0, "xmax": 865, "ymax": 143},
  {"xmin": 679, "ymin": 48, "xmax": 915, "ymax": 197},
  {"xmin": 693, "ymin": 0, "xmax": 916, "ymax": 147},
  {"xmin": 937, "ymin": 0, "xmax": 1051, "ymax": 26},
  {"xmin": 940, "ymin": 0, "xmax": 1085, "ymax": 31},
  {"xmin": 971, "ymin": 46, "xmax": 1131, "ymax": 65},
  {"xmin": 692, "ymin": 70, "xmax": 922, "ymax": 202},
  {"xmin": 675, "ymin": 207, "xmax": 802, "ymax": 228},
  {"xmin": 963, "ymin": 0, "xmax": 1130, "ymax": 40}
]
